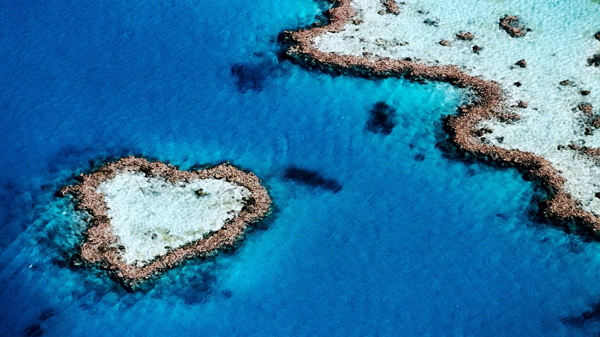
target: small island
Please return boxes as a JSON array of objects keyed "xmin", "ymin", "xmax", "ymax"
[
  {"xmin": 284, "ymin": 0, "xmax": 600, "ymax": 234},
  {"xmin": 60, "ymin": 156, "xmax": 271, "ymax": 285}
]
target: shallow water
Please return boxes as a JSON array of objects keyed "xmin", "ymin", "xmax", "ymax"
[{"xmin": 2, "ymin": 0, "xmax": 600, "ymax": 336}]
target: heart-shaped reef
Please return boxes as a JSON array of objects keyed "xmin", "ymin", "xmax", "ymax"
[{"xmin": 60, "ymin": 156, "xmax": 271, "ymax": 285}]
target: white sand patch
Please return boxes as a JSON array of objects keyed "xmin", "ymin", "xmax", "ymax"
[
  {"xmin": 312, "ymin": 0, "xmax": 600, "ymax": 214},
  {"xmin": 96, "ymin": 172, "xmax": 250, "ymax": 266}
]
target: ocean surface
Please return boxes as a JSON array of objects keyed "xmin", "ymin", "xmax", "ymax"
[{"xmin": 2, "ymin": 0, "xmax": 600, "ymax": 335}]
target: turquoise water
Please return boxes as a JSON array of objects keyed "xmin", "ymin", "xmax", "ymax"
[{"xmin": 2, "ymin": 0, "xmax": 600, "ymax": 335}]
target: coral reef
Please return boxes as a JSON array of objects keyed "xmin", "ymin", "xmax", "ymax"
[
  {"xmin": 60, "ymin": 156, "xmax": 271, "ymax": 285},
  {"xmin": 282, "ymin": 0, "xmax": 600, "ymax": 235}
]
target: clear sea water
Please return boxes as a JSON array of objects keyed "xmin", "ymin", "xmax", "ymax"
[{"xmin": 2, "ymin": 0, "xmax": 600, "ymax": 336}]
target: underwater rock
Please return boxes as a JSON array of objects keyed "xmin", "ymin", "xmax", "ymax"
[
  {"xmin": 473, "ymin": 127, "xmax": 493, "ymax": 137},
  {"xmin": 38, "ymin": 309, "xmax": 56, "ymax": 321},
  {"xmin": 588, "ymin": 53, "xmax": 600, "ymax": 67},
  {"xmin": 589, "ymin": 117, "xmax": 600, "ymax": 130},
  {"xmin": 578, "ymin": 103, "xmax": 593, "ymax": 115},
  {"xmin": 182, "ymin": 272, "xmax": 216, "ymax": 305},
  {"xmin": 515, "ymin": 59, "xmax": 527, "ymax": 68},
  {"xmin": 423, "ymin": 18, "xmax": 438, "ymax": 27},
  {"xmin": 366, "ymin": 101, "xmax": 397, "ymax": 135},
  {"xmin": 60, "ymin": 156, "xmax": 271, "ymax": 286},
  {"xmin": 221, "ymin": 289, "xmax": 234, "ymax": 299},
  {"xmin": 439, "ymin": 40, "xmax": 451, "ymax": 46},
  {"xmin": 581, "ymin": 90, "xmax": 591, "ymax": 96},
  {"xmin": 595, "ymin": 31, "xmax": 600, "ymax": 41},
  {"xmin": 23, "ymin": 324, "xmax": 43, "ymax": 337},
  {"xmin": 499, "ymin": 15, "xmax": 530, "ymax": 37},
  {"xmin": 283, "ymin": 167, "xmax": 342, "ymax": 193},
  {"xmin": 559, "ymin": 80, "xmax": 572, "ymax": 86},
  {"xmin": 456, "ymin": 32, "xmax": 474, "ymax": 41},
  {"xmin": 230, "ymin": 62, "xmax": 276, "ymax": 92},
  {"xmin": 561, "ymin": 301, "xmax": 600, "ymax": 327},
  {"xmin": 382, "ymin": 0, "xmax": 400, "ymax": 15}
]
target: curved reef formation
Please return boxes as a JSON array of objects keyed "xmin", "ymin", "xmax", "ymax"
[
  {"xmin": 60, "ymin": 156, "xmax": 271, "ymax": 285},
  {"xmin": 283, "ymin": 0, "xmax": 600, "ymax": 235}
]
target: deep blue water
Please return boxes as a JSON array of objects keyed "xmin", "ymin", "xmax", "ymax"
[{"xmin": 2, "ymin": 0, "xmax": 600, "ymax": 336}]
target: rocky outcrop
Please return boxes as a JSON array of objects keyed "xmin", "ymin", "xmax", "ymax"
[
  {"xmin": 382, "ymin": 0, "xmax": 400, "ymax": 15},
  {"xmin": 456, "ymin": 32, "xmax": 474, "ymax": 41},
  {"xmin": 515, "ymin": 59, "xmax": 527, "ymax": 68},
  {"xmin": 499, "ymin": 15, "xmax": 530, "ymax": 37},
  {"xmin": 589, "ymin": 54, "xmax": 600, "ymax": 67}
]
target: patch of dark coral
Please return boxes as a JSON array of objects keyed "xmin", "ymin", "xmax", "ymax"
[
  {"xmin": 230, "ymin": 63, "xmax": 269, "ymax": 92},
  {"xmin": 588, "ymin": 53, "xmax": 600, "ymax": 67},
  {"xmin": 562, "ymin": 301, "xmax": 600, "ymax": 328},
  {"xmin": 576, "ymin": 103, "xmax": 600, "ymax": 134},
  {"xmin": 221, "ymin": 289, "xmax": 234, "ymax": 299},
  {"xmin": 283, "ymin": 167, "xmax": 342, "ymax": 193},
  {"xmin": 578, "ymin": 103, "xmax": 594, "ymax": 116},
  {"xmin": 456, "ymin": 32, "xmax": 474, "ymax": 41},
  {"xmin": 516, "ymin": 101, "xmax": 528, "ymax": 108},
  {"xmin": 499, "ymin": 15, "xmax": 531, "ymax": 37},
  {"xmin": 559, "ymin": 80, "xmax": 573, "ymax": 86},
  {"xmin": 38, "ymin": 309, "xmax": 56, "ymax": 322},
  {"xmin": 230, "ymin": 57, "xmax": 284, "ymax": 93},
  {"xmin": 472, "ymin": 127, "xmax": 493, "ymax": 137},
  {"xmin": 381, "ymin": 0, "xmax": 400, "ymax": 15},
  {"xmin": 423, "ymin": 18, "xmax": 438, "ymax": 27},
  {"xmin": 23, "ymin": 324, "xmax": 43, "ymax": 337},
  {"xmin": 182, "ymin": 272, "xmax": 217, "ymax": 305},
  {"xmin": 366, "ymin": 101, "xmax": 397, "ymax": 135}
]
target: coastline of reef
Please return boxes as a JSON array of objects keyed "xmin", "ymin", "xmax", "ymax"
[
  {"xmin": 60, "ymin": 156, "xmax": 272, "ymax": 285},
  {"xmin": 280, "ymin": 0, "xmax": 600, "ymax": 236}
]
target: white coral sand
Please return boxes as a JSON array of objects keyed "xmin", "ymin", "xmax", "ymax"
[
  {"xmin": 96, "ymin": 172, "xmax": 250, "ymax": 266},
  {"xmin": 312, "ymin": 0, "xmax": 600, "ymax": 215}
]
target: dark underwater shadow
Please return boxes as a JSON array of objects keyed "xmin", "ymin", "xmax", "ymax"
[
  {"xmin": 562, "ymin": 302, "xmax": 600, "ymax": 328},
  {"xmin": 282, "ymin": 166, "xmax": 342, "ymax": 193},
  {"xmin": 366, "ymin": 101, "xmax": 398, "ymax": 135},
  {"xmin": 230, "ymin": 52, "xmax": 288, "ymax": 93},
  {"xmin": 561, "ymin": 302, "xmax": 600, "ymax": 336},
  {"xmin": 231, "ymin": 62, "xmax": 269, "ymax": 92}
]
